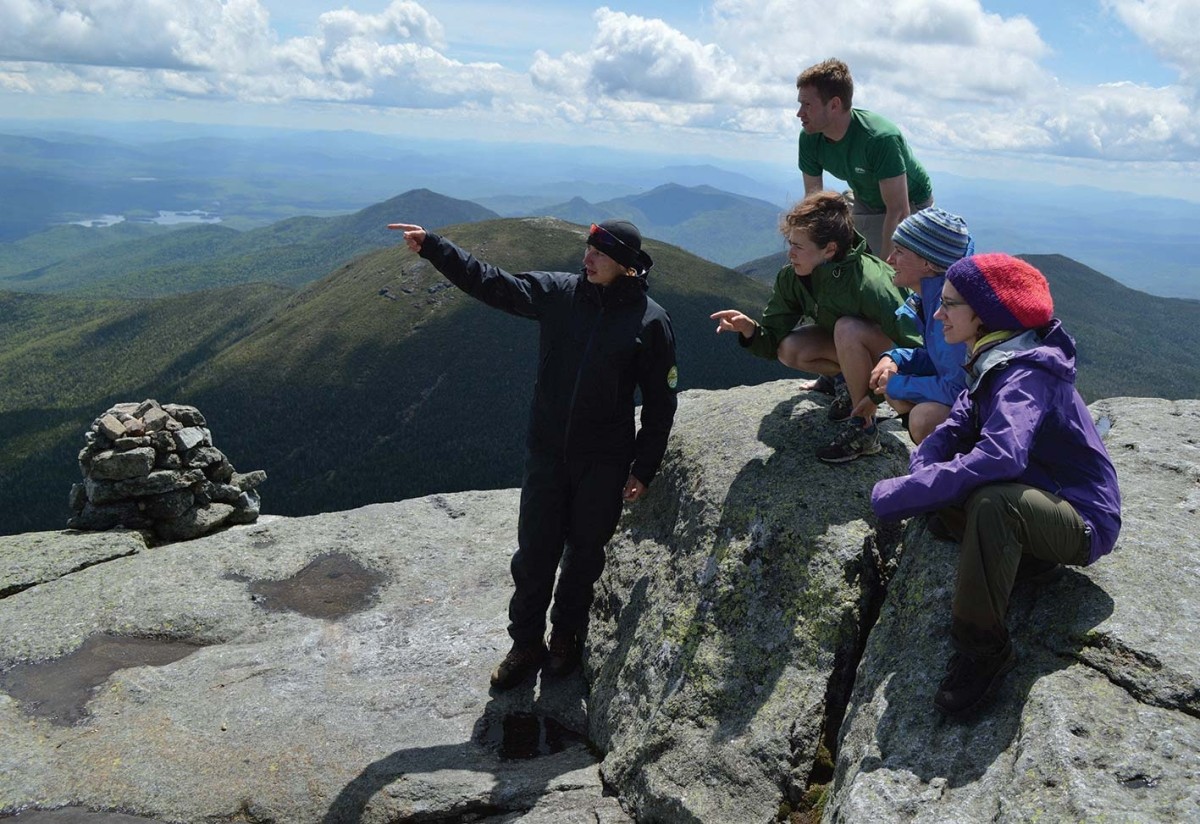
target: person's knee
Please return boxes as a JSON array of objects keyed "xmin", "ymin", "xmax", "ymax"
[
  {"xmin": 966, "ymin": 485, "xmax": 1006, "ymax": 514},
  {"xmin": 909, "ymin": 404, "xmax": 950, "ymax": 444},
  {"xmin": 833, "ymin": 315, "xmax": 870, "ymax": 347},
  {"xmin": 965, "ymin": 486, "xmax": 1022, "ymax": 546},
  {"xmin": 778, "ymin": 330, "xmax": 827, "ymax": 370},
  {"xmin": 908, "ymin": 419, "xmax": 931, "ymax": 444}
]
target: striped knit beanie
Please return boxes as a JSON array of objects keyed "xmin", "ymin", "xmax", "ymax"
[
  {"xmin": 892, "ymin": 207, "xmax": 973, "ymax": 270},
  {"xmin": 945, "ymin": 253, "xmax": 1054, "ymax": 331}
]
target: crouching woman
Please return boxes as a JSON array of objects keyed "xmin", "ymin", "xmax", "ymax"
[{"xmin": 870, "ymin": 253, "xmax": 1121, "ymax": 717}]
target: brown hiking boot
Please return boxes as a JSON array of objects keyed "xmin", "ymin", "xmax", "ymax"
[
  {"xmin": 544, "ymin": 628, "xmax": 581, "ymax": 678},
  {"xmin": 489, "ymin": 641, "xmax": 546, "ymax": 691}
]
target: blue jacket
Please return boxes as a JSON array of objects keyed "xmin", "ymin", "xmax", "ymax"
[
  {"xmin": 872, "ymin": 320, "xmax": 1121, "ymax": 564},
  {"xmin": 883, "ymin": 274, "xmax": 968, "ymax": 406}
]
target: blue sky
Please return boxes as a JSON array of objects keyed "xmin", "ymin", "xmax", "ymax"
[{"xmin": 2, "ymin": 0, "xmax": 1198, "ymax": 200}]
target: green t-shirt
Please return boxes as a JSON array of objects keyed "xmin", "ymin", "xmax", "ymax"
[{"xmin": 798, "ymin": 108, "xmax": 932, "ymax": 210}]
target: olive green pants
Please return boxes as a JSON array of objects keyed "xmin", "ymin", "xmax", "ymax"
[{"xmin": 937, "ymin": 483, "xmax": 1092, "ymax": 655}]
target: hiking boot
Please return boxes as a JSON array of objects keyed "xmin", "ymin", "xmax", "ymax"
[
  {"xmin": 816, "ymin": 418, "xmax": 881, "ymax": 463},
  {"xmin": 827, "ymin": 378, "xmax": 853, "ymax": 422},
  {"xmin": 926, "ymin": 513, "xmax": 958, "ymax": 542},
  {"xmin": 544, "ymin": 628, "xmax": 582, "ymax": 678},
  {"xmin": 1015, "ymin": 555, "xmax": 1065, "ymax": 587},
  {"xmin": 934, "ymin": 643, "xmax": 1017, "ymax": 717},
  {"xmin": 489, "ymin": 640, "xmax": 546, "ymax": 691},
  {"xmin": 799, "ymin": 373, "xmax": 838, "ymax": 396}
]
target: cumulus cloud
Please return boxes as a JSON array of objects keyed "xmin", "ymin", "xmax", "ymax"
[
  {"xmin": 529, "ymin": 6, "xmax": 781, "ymax": 136},
  {"xmin": 534, "ymin": 8, "xmax": 748, "ymax": 103},
  {"xmin": 707, "ymin": 0, "xmax": 1049, "ymax": 106},
  {"xmin": 0, "ymin": 0, "xmax": 1197, "ymax": 163},
  {"xmin": 1105, "ymin": 0, "xmax": 1200, "ymax": 81},
  {"xmin": 0, "ymin": 0, "xmax": 510, "ymax": 108},
  {"xmin": 696, "ymin": 0, "xmax": 1197, "ymax": 161},
  {"xmin": 0, "ymin": 0, "xmax": 226, "ymax": 69}
]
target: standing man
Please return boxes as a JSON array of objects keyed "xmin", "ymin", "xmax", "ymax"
[
  {"xmin": 797, "ymin": 58, "xmax": 933, "ymax": 259},
  {"xmin": 388, "ymin": 219, "xmax": 679, "ymax": 690}
]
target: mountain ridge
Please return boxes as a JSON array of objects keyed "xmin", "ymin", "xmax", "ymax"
[
  {"xmin": 0, "ymin": 189, "xmax": 498, "ymax": 296},
  {"xmin": 531, "ymin": 182, "xmax": 784, "ymax": 267}
]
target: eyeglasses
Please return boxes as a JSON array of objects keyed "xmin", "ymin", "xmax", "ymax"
[
  {"xmin": 939, "ymin": 296, "xmax": 970, "ymax": 309},
  {"xmin": 589, "ymin": 223, "xmax": 635, "ymax": 258}
]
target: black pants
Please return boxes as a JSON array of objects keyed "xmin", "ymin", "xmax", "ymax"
[{"xmin": 508, "ymin": 452, "xmax": 628, "ymax": 645}]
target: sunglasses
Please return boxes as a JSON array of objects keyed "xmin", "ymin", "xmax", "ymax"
[{"xmin": 588, "ymin": 223, "xmax": 636, "ymax": 258}]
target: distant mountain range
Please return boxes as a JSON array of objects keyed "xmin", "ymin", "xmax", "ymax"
[
  {"xmin": 529, "ymin": 183, "xmax": 785, "ymax": 267},
  {"xmin": 0, "ymin": 189, "xmax": 496, "ymax": 296},
  {"xmin": 6, "ymin": 121, "xmax": 1197, "ymax": 299}
]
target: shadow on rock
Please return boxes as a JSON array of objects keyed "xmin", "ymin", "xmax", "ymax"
[
  {"xmin": 321, "ymin": 678, "xmax": 599, "ymax": 823},
  {"xmin": 833, "ymin": 526, "xmax": 1117, "ymax": 801},
  {"xmin": 651, "ymin": 398, "xmax": 908, "ymax": 742},
  {"xmin": 587, "ymin": 389, "xmax": 914, "ymax": 822}
]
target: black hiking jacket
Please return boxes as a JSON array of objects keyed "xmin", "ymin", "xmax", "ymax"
[{"xmin": 418, "ymin": 232, "xmax": 678, "ymax": 486}]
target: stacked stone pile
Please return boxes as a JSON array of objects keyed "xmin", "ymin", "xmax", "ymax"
[{"xmin": 68, "ymin": 399, "xmax": 265, "ymax": 543}]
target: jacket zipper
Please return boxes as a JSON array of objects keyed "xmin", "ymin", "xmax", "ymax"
[{"xmin": 564, "ymin": 301, "xmax": 605, "ymax": 453}]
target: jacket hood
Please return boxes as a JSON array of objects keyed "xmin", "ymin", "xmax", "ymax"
[{"xmin": 967, "ymin": 318, "xmax": 1075, "ymax": 392}]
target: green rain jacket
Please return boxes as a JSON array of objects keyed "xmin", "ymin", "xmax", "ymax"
[{"xmin": 740, "ymin": 232, "xmax": 922, "ymax": 359}]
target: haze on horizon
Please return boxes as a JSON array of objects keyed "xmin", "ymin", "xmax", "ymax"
[{"xmin": 1, "ymin": 0, "xmax": 1198, "ymax": 204}]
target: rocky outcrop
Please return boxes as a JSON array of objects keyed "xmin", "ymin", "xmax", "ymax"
[
  {"xmin": 68, "ymin": 400, "xmax": 265, "ymax": 542},
  {"xmin": 1, "ymin": 492, "xmax": 624, "ymax": 823},
  {"xmin": 586, "ymin": 389, "xmax": 1198, "ymax": 822},
  {"xmin": 824, "ymin": 397, "xmax": 1200, "ymax": 823},
  {"xmin": 587, "ymin": 383, "xmax": 911, "ymax": 822},
  {"xmin": 1, "ymin": 384, "xmax": 1196, "ymax": 823}
]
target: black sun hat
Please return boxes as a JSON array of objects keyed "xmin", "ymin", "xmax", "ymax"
[{"xmin": 588, "ymin": 220, "xmax": 654, "ymax": 273}]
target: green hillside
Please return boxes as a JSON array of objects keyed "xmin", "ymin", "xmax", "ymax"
[
  {"xmin": 0, "ymin": 218, "xmax": 781, "ymax": 534},
  {"xmin": 0, "ymin": 221, "xmax": 173, "ymax": 278},
  {"xmin": 0, "ymin": 189, "xmax": 497, "ymax": 296},
  {"xmin": 737, "ymin": 250, "xmax": 788, "ymax": 282},
  {"xmin": 1026, "ymin": 254, "xmax": 1200, "ymax": 402},
  {"xmin": 0, "ymin": 283, "xmax": 290, "ymax": 534}
]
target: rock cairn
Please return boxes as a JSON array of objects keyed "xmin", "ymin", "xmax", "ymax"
[{"xmin": 68, "ymin": 400, "xmax": 266, "ymax": 543}]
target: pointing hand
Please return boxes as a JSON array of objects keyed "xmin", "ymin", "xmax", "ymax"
[{"xmin": 387, "ymin": 223, "xmax": 426, "ymax": 252}]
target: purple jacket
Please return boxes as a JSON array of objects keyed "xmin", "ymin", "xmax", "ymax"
[{"xmin": 871, "ymin": 320, "xmax": 1121, "ymax": 564}]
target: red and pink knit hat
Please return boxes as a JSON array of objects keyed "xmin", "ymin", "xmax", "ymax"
[{"xmin": 945, "ymin": 253, "xmax": 1054, "ymax": 331}]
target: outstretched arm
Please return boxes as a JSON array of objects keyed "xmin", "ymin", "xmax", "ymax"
[
  {"xmin": 710, "ymin": 309, "xmax": 757, "ymax": 339},
  {"xmin": 387, "ymin": 221, "xmax": 548, "ymax": 320}
]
